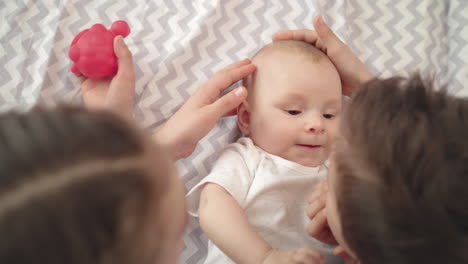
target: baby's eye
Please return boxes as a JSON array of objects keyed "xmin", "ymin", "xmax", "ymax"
[
  {"xmin": 323, "ymin": 114, "xmax": 334, "ymax": 119},
  {"xmin": 287, "ymin": 110, "xmax": 302, "ymax": 116}
]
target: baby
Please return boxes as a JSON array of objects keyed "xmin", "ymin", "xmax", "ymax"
[{"xmin": 187, "ymin": 40, "xmax": 343, "ymax": 264}]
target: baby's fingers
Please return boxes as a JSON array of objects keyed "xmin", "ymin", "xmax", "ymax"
[
  {"xmin": 306, "ymin": 199, "xmax": 326, "ymax": 219},
  {"xmin": 306, "ymin": 209, "xmax": 328, "ymax": 237},
  {"xmin": 308, "ymin": 180, "xmax": 328, "ymax": 204},
  {"xmin": 293, "ymin": 247, "xmax": 325, "ymax": 264}
]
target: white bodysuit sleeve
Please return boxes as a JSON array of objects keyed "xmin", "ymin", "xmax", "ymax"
[{"xmin": 186, "ymin": 139, "xmax": 256, "ymax": 217}]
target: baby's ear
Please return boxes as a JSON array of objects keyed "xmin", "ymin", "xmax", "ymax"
[{"xmin": 237, "ymin": 102, "xmax": 251, "ymax": 135}]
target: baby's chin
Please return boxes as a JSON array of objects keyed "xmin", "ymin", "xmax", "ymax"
[
  {"xmin": 295, "ymin": 158, "xmax": 327, "ymax": 168},
  {"xmin": 290, "ymin": 153, "xmax": 329, "ymax": 168}
]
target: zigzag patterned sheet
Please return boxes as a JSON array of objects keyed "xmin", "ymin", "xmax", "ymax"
[{"xmin": 1, "ymin": 1, "xmax": 467, "ymax": 263}]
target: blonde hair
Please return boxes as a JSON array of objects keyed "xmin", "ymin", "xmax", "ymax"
[
  {"xmin": 253, "ymin": 40, "xmax": 324, "ymax": 62},
  {"xmin": 242, "ymin": 40, "xmax": 326, "ymax": 96}
]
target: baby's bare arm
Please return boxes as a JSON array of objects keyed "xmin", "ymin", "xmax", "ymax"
[
  {"xmin": 199, "ymin": 183, "xmax": 325, "ymax": 264},
  {"xmin": 199, "ymin": 183, "xmax": 272, "ymax": 264}
]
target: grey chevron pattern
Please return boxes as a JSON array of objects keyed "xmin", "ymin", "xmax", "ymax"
[
  {"xmin": 447, "ymin": 0, "xmax": 468, "ymax": 96},
  {"xmin": 1, "ymin": 0, "xmax": 467, "ymax": 263}
]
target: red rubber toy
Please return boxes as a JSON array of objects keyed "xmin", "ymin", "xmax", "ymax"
[{"xmin": 69, "ymin": 20, "xmax": 130, "ymax": 79}]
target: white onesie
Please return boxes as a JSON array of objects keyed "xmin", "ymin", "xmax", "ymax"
[{"xmin": 186, "ymin": 137, "xmax": 342, "ymax": 264}]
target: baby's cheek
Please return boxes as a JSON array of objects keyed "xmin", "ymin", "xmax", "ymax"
[
  {"xmin": 328, "ymin": 119, "xmax": 341, "ymax": 140},
  {"xmin": 252, "ymin": 119, "xmax": 291, "ymax": 153}
]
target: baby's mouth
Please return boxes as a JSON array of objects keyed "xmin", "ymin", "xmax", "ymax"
[{"xmin": 297, "ymin": 144, "xmax": 322, "ymax": 149}]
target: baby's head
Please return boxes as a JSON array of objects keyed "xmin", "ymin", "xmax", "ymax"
[
  {"xmin": 0, "ymin": 106, "xmax": 186, "ymax": 264},
  {"xmin": 238, "ymin": 40, "xmax": 342, "ymax": 167},
  {"xmin": 326, "ymin": 75, "xmax": 468, "ymax": 263}
]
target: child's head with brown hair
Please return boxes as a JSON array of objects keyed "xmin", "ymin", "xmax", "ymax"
[
  {"xmin": 238, "ymin": 40, "xmax": 342, "ymax": 167},
  {"xmin": 326, "ymin": 75, "xmax": 468, "ymax": 264},
  {"xmin": 0, "ymin": 106, "xmax": 186, "ymax": 264}
]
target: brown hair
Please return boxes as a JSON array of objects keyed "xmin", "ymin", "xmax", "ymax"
[
  {"xmin": 0, "ymin": 106, "xmax": 169, "ymax": 264},
  {"xmin": 335, "ymin": 75, "xmax": 468, "ymax": 264}
]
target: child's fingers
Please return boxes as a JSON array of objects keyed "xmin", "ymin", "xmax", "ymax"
[
  {"xmin": 108, "ymin": 36, "xmax": 135, "ymax": 101},
  {"xmin": 208, "ymin": 86, "xmax": 247, "ymax": 118},
  {"xmin": 114, "ymin": 36, "xmax": 135, "ymax": 82},
  {"xmin": 272, "ymin": 29, "xmax": 319, "ymax": 45},
  {"xmin": 220, "ymin": 58, "xmax": 252, "ymax": 72},
  {"xmin": 196, "ymin": 61, "xmax": 255, "ymax": 105},
  {"xmin": 333, "ymin": 246, "xmax": 356, "ymax": 263},
  {"xmin": 114, "ymin": 36, "xmax": 132, "ymax": 61},
  {"xmin": 315, "ymin": 39, "xmax": 326, "ymax": 53},
  {"xmin": 222, "ymin": 107, "xmax": 239, "ymax": 117},
  {"xmin": 312, "ymin": 15, "xmax": 346, "ymax": 56},
  {"xmin": 210, "ymin": 61, "xmax": 255, "ymax": 97},
  {"xmin": 271, "ymin": 30, "xmax": 291, "ymax": 40},
  {"xmin": 74, "ymin": 72, "xmax": 86, "ymax": 84}
]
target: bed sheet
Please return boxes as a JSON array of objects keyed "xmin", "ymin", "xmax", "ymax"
[{"xmin": 1, "ymin": 0, "xmax": 467, "ymax": 263}]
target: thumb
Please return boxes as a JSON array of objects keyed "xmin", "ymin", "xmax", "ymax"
[
  {"xmin": 209, "ymin": 86, "xmax": 247, "ymax": 117},
  {"xmin": 106, "ymin": 36, "xmax": 135, "ymax": 116},
  {"xmin": 113, "ymin": 36, "xmax": 135, "ymax": 80},
  {"xmin": 313, "ymin": 15, "xmax": 343, "ymax": 49}
]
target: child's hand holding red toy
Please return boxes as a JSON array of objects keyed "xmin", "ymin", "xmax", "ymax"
[
  {"xmin": 77, "ymin": 35, "xmax": 135, "ymax": 122},
  {"xmin": 69, "ymin": 20, "xmax": 130, "ymax": 79}
]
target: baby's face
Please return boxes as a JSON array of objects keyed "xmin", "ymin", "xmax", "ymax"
[{"xmin": 246, "ymin": 52, "xmax": 342, "ymax": 167}]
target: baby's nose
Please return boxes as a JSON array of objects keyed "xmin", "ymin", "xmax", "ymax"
[{"xmin": 305, "ymin": 118, "xmax": 324, "ymax": 133}]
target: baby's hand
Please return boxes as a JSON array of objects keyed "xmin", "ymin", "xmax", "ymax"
[
  {"xmin": 306, "ymin": 180, "xmax": 338, "ymax": 245},
  {"xmin": 262, "ymin": 248, "xmax": 325, "ymax": 264},
  {"xmin": 306, "ymin": 182, "xmax": 360, "ymax": 264}
]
